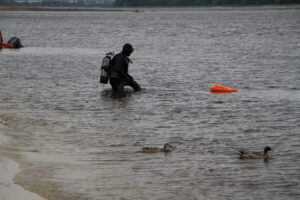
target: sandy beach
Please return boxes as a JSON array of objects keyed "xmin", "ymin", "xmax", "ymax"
[
  {"xmin": 0, "ymin": 124, "xmax": 47, "ymax": 200},
  {"xmin": 0, "ymin": 157, "xmax": 47, "ymax": 200}
]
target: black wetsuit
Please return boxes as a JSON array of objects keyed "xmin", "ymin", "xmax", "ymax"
[{"xmin": 108, "ymin": 52, "xmax": 141, "ymax": 93}]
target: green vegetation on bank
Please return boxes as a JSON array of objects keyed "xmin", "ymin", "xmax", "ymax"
[{"xmin": 113, "ymin": 0, "xmax": 300, "ymax": 7}]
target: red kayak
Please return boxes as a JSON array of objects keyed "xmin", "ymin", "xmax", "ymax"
[{"xmin": 210, "ymin": 84, "xmax": 238, "ymax": 93}]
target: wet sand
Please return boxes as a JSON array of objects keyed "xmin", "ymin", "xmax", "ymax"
[
  {"xmin": 0, "ymin": 126, "xmax": 47, "ymax": 200},
  {"xmin": 0, "ymin": 157, "xmax": 47, "ymax": 200},
  {"xmin": 0, "ymin": 117, "xmax": 83, "ymax": 200}
]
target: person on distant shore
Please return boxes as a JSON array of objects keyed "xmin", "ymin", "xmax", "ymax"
[{"xmin": 108, "ymin": 43, "xmax": 141, "ymax": 93}]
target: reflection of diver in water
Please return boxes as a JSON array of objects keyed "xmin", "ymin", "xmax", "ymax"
[{"xmin": 108, "ymin": 43, "xmax": 141, "ymax": 93}]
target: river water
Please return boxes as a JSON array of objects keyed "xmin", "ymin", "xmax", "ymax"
[{"xmin": 0, "ymin": 7, "xmax": 300, "ymax": 200}]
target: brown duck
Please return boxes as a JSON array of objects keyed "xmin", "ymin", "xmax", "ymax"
[
  {"xmin": 142, "ymin": 143, "xmax": 173, "ymax": 153},
  {"xmin": 237, "ymin": 146, "xmax": 274, "ymax": 159}
]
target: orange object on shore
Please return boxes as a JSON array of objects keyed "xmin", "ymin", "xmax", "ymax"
[{"xmin": 210, "ymin": 84, "xmax": 238, "ymax": 93}]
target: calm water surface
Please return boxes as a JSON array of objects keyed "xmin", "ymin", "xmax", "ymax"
[{"xmin": 0, "ymin": 7, "xmax": 300, "ymax": 200}]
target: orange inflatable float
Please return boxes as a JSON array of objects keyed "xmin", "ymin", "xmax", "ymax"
[{"xmin": 210, "ymin": 84, "xmax": 238, "ymax": 93}]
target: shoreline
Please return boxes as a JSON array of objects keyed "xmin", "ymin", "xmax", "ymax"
[
  {"xmin": 0, "ymin": 6, "xmax": 132, "ymax": 12},
  {"xmin": 0, "ymin": 156, "xmax": 47, "ymax": 200},
  {"xmin": 0, "ymin": 116, "xmax": 82, "ymax": 200},
  {"xmin": 0, "ymin": 124, "xmax": 47, "ymax": 200},
  {"xmin": 0, "ymin": 5, "xmax": 299, "ymax": 12}
]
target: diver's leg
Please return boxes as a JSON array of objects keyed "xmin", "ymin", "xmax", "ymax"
[
  {"xmin": 126, "ymin": 79, "xmax": 141, "ymax": 91},
  {"xmin": 109, "ymin": 78, "xmax": 120, "ymax": 93},
  {"xmin": 117, "ymin": 81, "xmax": 125, "ymax": 93}
]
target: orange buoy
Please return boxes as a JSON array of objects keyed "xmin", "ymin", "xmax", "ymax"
[{"xmin": 210, "ymin": 84, "xmax": 238, "ymax": 93}]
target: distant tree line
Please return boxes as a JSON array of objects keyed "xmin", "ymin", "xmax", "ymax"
[
  {"xmin": 113, "ymin": 0, "xmax": 300, "ymax": 7},
  {"xmin": 0, "ymin": 0, "xmax": 9, "ymax": 5},
  {"xmin": 0, "ymin": 0, "xmax": 113, "ymax": 7}
]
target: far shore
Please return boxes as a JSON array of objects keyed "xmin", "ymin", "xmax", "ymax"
[
  {"xmin": 0, "ymin": 5, "xmax": 299, "ymax": 12},
  {"xmin": 0, "ymin": 6, "xmax": 133, "ymax": 12}
]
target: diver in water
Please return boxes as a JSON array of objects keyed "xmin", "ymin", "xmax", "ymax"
[{"xmin": 108, "ymin": 43, "xmax": 141, "ymax": 93}]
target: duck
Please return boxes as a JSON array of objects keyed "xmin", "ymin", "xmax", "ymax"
[
  {"xmin": 237, "ymin": 146, "xmax": 274, "ymax": 159},
  {"xmin": 142, "ymin": 143, "xmax": 173, "ymax": 153}
]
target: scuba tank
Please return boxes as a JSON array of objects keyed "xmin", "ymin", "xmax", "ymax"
[{"xmin": 100, "ymin": 52, "xmax": 114, "ymax": 84}]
